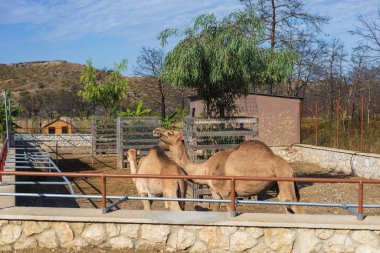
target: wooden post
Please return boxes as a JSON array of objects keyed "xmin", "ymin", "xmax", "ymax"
[
  {"xmin": 360, "ymin": 96, "xmax": 364, "ymax": 152},
  {"xmin": 116, "ymin": 117, "xmax": 122, "ymax": 169},
  {"xmin": 336, "ymin": 100, "xmax": 340, "ymax": 149},
  {"xmin": 314, "ymin": 100, "xmax": 318, "ymax": 146},
  {"xmin": 91, "ymin": 119, "xmax": 95, "ymax": 165}
]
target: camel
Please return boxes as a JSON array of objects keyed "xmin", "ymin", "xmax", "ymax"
[
  {"xmin": 153, "ymin": 128, "xmax": 303, "ymax": 214},
  {"xmin": 126, "ymin": 146, "xmax": 186, "ymax": 211}
]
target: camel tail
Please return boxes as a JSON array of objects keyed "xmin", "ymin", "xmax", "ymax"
[{"xmin": 294, "ymin": 182, "xmax": 300, "ymax": 201}]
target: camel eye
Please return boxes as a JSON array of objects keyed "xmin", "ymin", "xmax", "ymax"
[{"xmin": 168, "ymin": 130, "xmax": 174, "ymax": 136}]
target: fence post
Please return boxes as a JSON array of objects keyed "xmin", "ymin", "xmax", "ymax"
[
  {"xmin": 230, "ymin": 178, "xmax": 237, "ymax": 217},
  {"xmin": 314, "ymin": 100, "xmax": 318, "ymax": 146},
  {"xmin": 91, "ymin": 119, "xmax": 95, "ymax": 165},
  {"xmin": 116, "ymin": 117, "xmax": 122, "ymax": 169},
  {"xmin": 336, "ymin": 100, "xmax": 340, "ymax": 149},
  {"xmin": 101, "ymin": 175, "xmax": 107, "ymax": 213},
  {"xmin": 358, "ymin": 181, "xmax": 364, "ymax": 220},
  {"xmin": 360, "ymin": 96, "xmax": 364, "ymax": 152}
]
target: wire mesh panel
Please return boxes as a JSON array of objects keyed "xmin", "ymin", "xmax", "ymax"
[
  {"xmin": 92, "ymin": 117, "xmax": 118, "ymax": 155},
  {"xmin": 183, "ymin": 117, "xmax": 258, "ymax": 163},
  {"xmin": 120, "ymin": 117, "xmax": 161, "ymax": 154}
]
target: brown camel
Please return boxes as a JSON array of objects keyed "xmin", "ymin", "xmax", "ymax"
[
  {"xmin": 126, "ymin": 146, "xmax": 186, "ymax": 211},
  {"xmin": 153, "ymin": 128, "xmax": 303, "ymax": 214}
]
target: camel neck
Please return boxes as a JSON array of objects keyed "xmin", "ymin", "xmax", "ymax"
[
  {"xmin": 169, "ymin": 141, "xmax": 207, "ymax": 176},
  {"xmin": 128, "ymin": 157, "xmax": 139, "ymax": 184}
]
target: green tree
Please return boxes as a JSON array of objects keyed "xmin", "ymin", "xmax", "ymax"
[
  {"xmin": 116, "ymin": 100, "xmax": 151, "ymax": 117},
  {"xmin": 78, "ymin": 59, "xmax": 129, "ymax": 116},
  {"xmin": 159, "ymin": 10, "xmax": 296, "ymax": 117}
]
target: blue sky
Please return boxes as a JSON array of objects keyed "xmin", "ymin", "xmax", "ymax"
[{"xmin": 0, "ymin": 0, "xmax": 378, "ymax": 75}]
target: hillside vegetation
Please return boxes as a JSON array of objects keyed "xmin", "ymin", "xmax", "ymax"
[{"xmin": 0, "ymin": 61, "xmax": 193, "ymax": 115}]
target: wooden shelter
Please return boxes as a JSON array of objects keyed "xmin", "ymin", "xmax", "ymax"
[
  {"xmin": 189, "ymin": 93, "xmax": 302, "ymax": 146},
  {"xmin": 42, "ymin": 117, "xmax": 77, "ymax": 134}
]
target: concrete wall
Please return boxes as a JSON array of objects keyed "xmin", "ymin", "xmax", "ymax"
[
  {"xmin": 0, "ymin": 207, "xmax": 379, "ymax": 252},
  {"xmin": 271, "ymin": 144, "xmax": 380, "ymax": 179}
]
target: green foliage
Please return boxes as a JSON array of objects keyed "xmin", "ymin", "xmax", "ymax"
[
  {"xmin": 117, "ymin": 100, "xmax": 151, "ymax": 117},
  {"xmin": 160, "ymin": 106, "xmax": 187, "ymax": 129},
  {"xmin": 159, "ymin": 9, "xmax": 296, "ymax": 117},
  {"xmin": 161, "ymin": 111, "xmax": 177, "ymax": 129},
  {"xmin": 78, "ymin": 59, "xmax": 129, "ymax": 116}
]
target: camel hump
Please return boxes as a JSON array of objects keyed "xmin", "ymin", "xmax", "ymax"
[
  {"xmin": 235, "ymin": 140, "xmax": 274, "ymax": 154},
  {"xmin": 147, "ymin": 146, "xmax": 175, "ymax": 164}
]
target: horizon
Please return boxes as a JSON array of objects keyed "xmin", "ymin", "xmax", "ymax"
[{"xmin": 0, "ymin": 0, "xmax": 378, "ymax": 76}]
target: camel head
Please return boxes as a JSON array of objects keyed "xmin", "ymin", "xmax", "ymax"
[
  {"xmin": 153, "ymin": 128, "xmax": 183, "ymax": 146},
  {"xmin": 126, "ymin": 149, "xmax": 137, "ymax": 162}
]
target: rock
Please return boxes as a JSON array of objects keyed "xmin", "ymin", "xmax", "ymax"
[
  {"xmin": 23, "ymin": 221, "xmax": 44, "ymax": 237},
  {"xmin": 120, "ymin": 224, "xmax": 140, "ymax": 238},
  {"xmin": 140, "ymin": 224, "xmax": 170, "ymax": 244},
  {"xmin": 106, "ymin": 223, "xmax": 120, "ymax": 237},
  {"xmin": 190, "ymin": 241, "xmax": 208, "ymax": 253},
  {"xmin": 167, "ymin": 228, "xmax": 196, "ymax": 250},
  {"xmin": 37, "ymin": 229, "xmax": 59, "ymax": 248},
  {"xmin": 109, "ymin": 236, "xmax": 134, "ymax": 249},
  {"xmin": 325, "ymin": 244, "xmax": 355, "ymax": 253},
  {"xmin": 0, "ymin": 224, "xmax": 22, "ymax": 245},
  {"xmin": 81, "ymin": 224, "xmax": 107, "ymax": 246},
  {"xmin": 0, "ymin": 245, "xmax": 12, "ymax": 251},
  {"xmin": 355, "ymin": 245, "xmax": 380, "ymax": 253},
  {"xmin": 249, "ymin": 244, "xmax": 274, "ymax": 253},
  {"xmin": 325, "ymin": 233, "xmax": 352, "ymax": 246},
  {"xmin": 220, "ymin": 227, "xmax": 238, "ymax": 237},
  {"xmin": 229, "ymin": 230, "xmax": 258, "ymax": 252},
  {"xmin": 264, "ymin": 228, "xmax": 296, "ymax": 253},
  {"xmin": 351, "ymin": 231, "xmax": 379, "ymax": 246},
  {"xmin": 53, "ymin": 222, "xmax": 74, "ymax": 245},
  {"xmin": 62, "ymin": 237, "xmax": 89, "ymax": 248},
  {"xmin": 199, "ymin": 227, "xmax": 222, "ymax": 248},
  {"xmin": 292, "ymin": 229, "xmax": 322, "ymax": 253},
  {"xmin": 69, "ymin": 222, "xmax": 85, "ymax": 236},
  {"xmin": 245, "ymin": 227, "xmax": 264, "ymax": 239},
  {"xmin": 14, "ymin": 238, "xmax": 38, "ymax": 250},
  {"xmin": 315, "ymin": 229, "xmax": 334, "ymax": 240}
]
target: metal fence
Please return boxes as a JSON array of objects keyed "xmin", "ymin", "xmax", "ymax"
[
  {"xmin": 0, "ymin": 170, "xmax": 379, "ymax": 220},
  {"xmin": 183, "ymin": 117, "xmax": 258, "ymax": 163}
]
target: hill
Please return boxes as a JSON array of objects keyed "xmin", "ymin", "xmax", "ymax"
[{"xmin": 0, "ymin": 61, "xmax": 194, "ymax": 115}]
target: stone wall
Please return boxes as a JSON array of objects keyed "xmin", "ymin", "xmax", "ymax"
[
  {"xmin": 0, "ymin": 220, "xmax": 379, "ymax": 252},
  {"xmin": 25, "ymin": 134, "xmax": 92, "ymax": 148},
  {"xmin": 271, "ymin": 144, "xmax": 380, "ymax": 179}
]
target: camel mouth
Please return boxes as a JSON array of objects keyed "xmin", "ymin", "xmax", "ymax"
[{"xmin": 152, "ymin": 129, "xmax": 162, "ymax": 138}]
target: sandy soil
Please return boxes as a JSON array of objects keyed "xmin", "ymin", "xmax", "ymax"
[{"xmin": 15, "ymin": 148, "xmax": 380, "ymax": 217}]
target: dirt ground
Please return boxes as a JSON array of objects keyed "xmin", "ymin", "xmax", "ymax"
[{"xmin": 15, "ymin": 147, "xmax": 380, "ymax": 217}]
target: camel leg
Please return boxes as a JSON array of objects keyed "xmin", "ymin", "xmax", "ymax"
[
  {"xmin": 141, "ymin": 193, "xmax": 151, "ymax": 210},
  {"xmin": 163, "ymin": 183, "xmax": 182, "ymax": 211},
  {"xmin": 210, "ymin": 189, "xmax": 222, "ymax": 211},
  {"xmin": 277, "ymin": 181, "xmax": 304, "ymax": 214}
]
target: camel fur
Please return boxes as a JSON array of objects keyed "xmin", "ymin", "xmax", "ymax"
[
  {"xmin": 153, "ymin": 128, "xmax": 303, "ymax": 214},
  {"xmin": 126, "ymin": 146, "xmax": 186, "ymax": 211}
]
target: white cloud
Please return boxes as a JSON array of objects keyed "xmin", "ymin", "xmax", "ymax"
[{"xmin": 0, "ymin": 0, "xmax": 243, "ymax": 44}]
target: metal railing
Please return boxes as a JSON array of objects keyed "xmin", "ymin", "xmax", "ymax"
[
  {"xmin": 0, "ymin": 170, "xmax": 379, "ymax": 220},
  {"xmin": 0, "ymin": 138, "xmax": 8, "ymax": 182}
]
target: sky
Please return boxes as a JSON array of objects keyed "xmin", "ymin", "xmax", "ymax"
[{"xmin": 0, "ymin": 0, "xmax": 378, "ymax": 76}]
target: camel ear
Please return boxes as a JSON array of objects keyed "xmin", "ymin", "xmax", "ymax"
[{"xmin": 179, "ymin": 134, "xmax": 184, "ymax": 141}]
